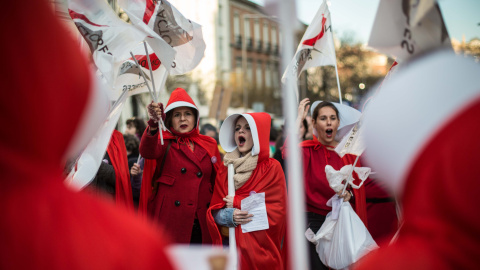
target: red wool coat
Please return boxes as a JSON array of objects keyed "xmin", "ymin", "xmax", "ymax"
[{"xmin": 140, "ymin": 128, "xmax": 224, "ymax": 244}]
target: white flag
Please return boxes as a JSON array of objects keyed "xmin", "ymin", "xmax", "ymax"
[
  {"xmin": 119, "ymin": 0, "xmax": 206, "ymax": 75},
  {"xmin": 368, "ymin": 0, "xmax": 451, "ymax": 62},
  {"xmin": 282, "ymin": 0, "xmax": 336, "ymax": 82},
  {"xmin": 335, "ymin": 118, "xmax": 366, "ymax": 158},
  {"xmin": 68, "ymin": 0, "xmax": 175, "ymax": 93},
  {"xmin": 113, "ymin": 42, "xmax": 169, "ymax": 100},
  {"xmin": 66, "ymin": 80, "xmax": 129, "ymax": 190}
]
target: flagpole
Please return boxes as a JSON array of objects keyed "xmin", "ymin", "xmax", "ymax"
[
  {"xmin": 227, "ymin": 164, "xmax": 237, "ymax": 270},
  {"xmin": 157, "ymin": 68, "xmax": 169, "ymax": 132},
  {"xmin": 130, "ymin": 51, "xmax": 164, "ymax": 145},
  {"xmin": 341, "ymin": 154, "xmax": 360, "ymax": 194},
  {"xmin": 279, "ymin": 1, "xmax": 309, "ymax": 269},
  {"xmin": 130, "ymin": 52, "xmax": 156, "ymax": 102},
  {"xmin": 143, "ymin": 41, "xmax": 157, "ymax": 101},
  {"xmin": 334, "ymin": 58, "xmax": 342, "ymax": 104}
]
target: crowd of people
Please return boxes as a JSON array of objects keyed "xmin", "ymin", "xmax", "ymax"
[
  {"xmin": 83, "ymin": 88, "xmax": 397, "ymax": 269},
  {"xmin": 4, "ymin": 1, "xmax": 479, "ymax": 269}
]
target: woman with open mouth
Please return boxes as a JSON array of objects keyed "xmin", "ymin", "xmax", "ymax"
[
  {"xmin": 293, "ymin": 98, "xmax": 368, "ymax": 270},
  {"xmin": 139, "ymin": 88, "xmax": 224, "ymax": 245},
  {"xmin": 206, "ymin": 113, "xmax": 288, "ymax": 270}
]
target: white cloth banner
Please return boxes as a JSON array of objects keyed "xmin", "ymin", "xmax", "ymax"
[
  {"xmin": 68, "ymin": 0, "xmax": 175, "ymax": 98},
  {"xmin": 66, "ymin": 87, "xmax": 129, "ymax": 190},
  {"xmin": 113, "ymin": 42, "xmax": 169, "ymax": 100},
  {"xmin": 119, "ymin": 0, "xmax": 206, "ymax": 75},
  {"xmin": 368, "ymin": 0, "xmax": 451, "ymax": 62},
  {"xmin": 282, "ymin": 0, "xmax": 336, "ymax": 82},
  {"xmin": 68, "ymin": 0, "xmax": 148, "ymax": 85}
]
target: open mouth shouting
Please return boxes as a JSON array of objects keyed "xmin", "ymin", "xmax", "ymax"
[
  {"xmin": 325, "ymin": 128, "xmax": 333, "ymax": 138},
  {"xmin": 238, "ymin": 135, "xmax": 246, "ymax": 147}
]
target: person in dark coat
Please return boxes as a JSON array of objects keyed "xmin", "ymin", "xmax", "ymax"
[{"xmin": 139, "ymin": 88, "xmax": 224, "ymax": 244}]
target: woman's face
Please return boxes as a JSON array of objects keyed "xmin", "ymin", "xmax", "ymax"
[
  {"xmin": 171, "ymin": 107, "xmax": 195, "ymax": 133},
  {"xmin": 313, "ymin": 106, "xmax": 339, "ymax": 146},
  {"xmin": 235, "ymin": 117, "xmax": 253, "ymax": 155}
]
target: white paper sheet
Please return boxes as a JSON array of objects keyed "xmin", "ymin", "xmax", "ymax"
[{"xmin": 241, "ymin": 192, "xmax": 269, "ymax": 233}]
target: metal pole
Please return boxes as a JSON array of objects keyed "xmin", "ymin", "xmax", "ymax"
[{"xmin": 278, "ymin": 1, "xmax": 309, "ymax": 270}]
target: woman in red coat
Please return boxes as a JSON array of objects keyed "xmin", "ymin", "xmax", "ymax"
[
  {"xmin": 295, "ymin": 98, "xmax": 367, "ymax": 270},
  {"xmin": 207, "ymin": 112, "xmax": 288, "ymax": 270},
  {"xmin": 139, "ymin": 88, "xmax": 224, "ymax": 244}
]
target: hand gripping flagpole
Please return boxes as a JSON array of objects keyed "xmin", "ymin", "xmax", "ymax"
[
  {"xmin": 341, "ymin": 154, "xmax": 361, "ymax": 195},
  {"xmin": 142, "ymin": 42, "xmax": 167, "ymax": 142},
  {"xmin": 130, "ymin": 50, "xmax": 164, "ymax": 145},
  {"xmin": 228, "ymin": 163, "xmax": 238, "ymax": 270}
]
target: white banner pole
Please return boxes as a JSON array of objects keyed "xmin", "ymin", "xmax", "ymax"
[
  {"xmin": 278, "ymin": 1, "xmax": 309, "ymax": 269},
  {"xmin": 227, "ymin": 163, "xmax": 237, "ymax": 270}
]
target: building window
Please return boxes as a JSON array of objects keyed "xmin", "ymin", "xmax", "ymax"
[
  {"xmin": 273, "ymin": 62, "xmax": 280, "ymax": 97},
  {"xmin": 256, "ymin": 60, "xmax": 263, "ymax": 89},
  {"xmin": 271, "ymin": 25, "xmax": 277, "ymax": 46},
  {"xmin": 254, "ymin": 19, "xmax": 260, "ymax": 43},
  {"xmin": 247, "ymin": 59, "xmax": 253, "ymax": 86},
  {"xmin": 245, "ymin": 17, "xmax": 251, "ymax": 40},
  {"xmin": 265, "ymin": 62, "xmax": 272, "ymax": 88},
  {"xmin": 218, "ymin": 4, "xmax": 222, "ymax": 26},
  {"xmin": 219, "ymin": 37, "xmax": 223, "ymax": 62},
  {"xmin": 235, "ymin": 57, "xmax": 242, "ymax": 74},
  {"xmin": 263, "ymin": 22, "xmax": 269, "ymax": 45},
  {"xmin": 234, "ymin": 12, "xmax": 240, "ymax": 37}
]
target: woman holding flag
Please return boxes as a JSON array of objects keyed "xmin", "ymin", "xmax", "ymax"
[
  {"xmin": 139, "ymin": 88, "xmax": 224, "ymax": 244},
  {"xmin": 207, "ymin": 112, "xmax": 287, "ymax": 270},
  {"xmin": 294, "ymin": 98, "xmax": 368, "ymax": 270}
]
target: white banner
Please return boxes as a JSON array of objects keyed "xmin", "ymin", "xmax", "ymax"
[
  {"xmin": 119, "ymin": 0, "xmax": 206, "ymax": 75},
  {"xmin": 368, "ymin": 0, "xmax": 451, "ymax": 62}
]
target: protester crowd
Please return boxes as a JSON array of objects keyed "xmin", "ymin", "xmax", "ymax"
[{"xmin": 3, "ymin": 0, "xmax": 479, "ymax": 269}]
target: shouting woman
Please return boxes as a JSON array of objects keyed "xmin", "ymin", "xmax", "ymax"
[{"xmin": 207, "ymin": 112, "xmax": 287, "ymax": 270}]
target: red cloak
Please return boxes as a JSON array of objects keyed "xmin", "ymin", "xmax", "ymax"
[
  {"xmin": 107, "ymin": 130, "xmax": 134, "ymax": 210},
  {"xmin": 207, "ymin": 113, "xmax": 288, "ymax": 270}
]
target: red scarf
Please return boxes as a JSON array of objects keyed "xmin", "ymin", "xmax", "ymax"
[{"xmin": 107, "ymin": 130, "xmax": 134, "ymax": 210}]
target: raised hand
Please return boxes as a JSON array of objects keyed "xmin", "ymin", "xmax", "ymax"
[{"xmin": 296, "ymin": 98, "xmax": 310, "ymax": 130}]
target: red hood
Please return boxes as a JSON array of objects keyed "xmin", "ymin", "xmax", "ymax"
[
  {"xmin": 219, "ymin": 112, "xmax": 271, "ymax": 163},
  {"xmin": 0, "ymin": 5, "xmax": 108, "ymax": 183}
]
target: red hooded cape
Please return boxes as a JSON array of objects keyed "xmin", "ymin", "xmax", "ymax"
[
  {"xmin": 207, "ymin": 113, "xmax": 288, "ymax": 270},
  {"xmin": 299, "ymin": 137, "xmax": 368, "ymax": 226},
  {"xmin": 0, "ymin": 1, "xmax": 174, "ymax": 269},
  {"xmin": 139, "ymin": 88, "xmax": 225, "ymax": 216},
  {"xmin": 107, "ymin": 130, "xmax": 134, "ymax": 210}
]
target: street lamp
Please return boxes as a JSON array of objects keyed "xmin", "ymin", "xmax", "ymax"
[{"xmin": 241, "ymin": 13, "xmax": 276, "ymax": 111}]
